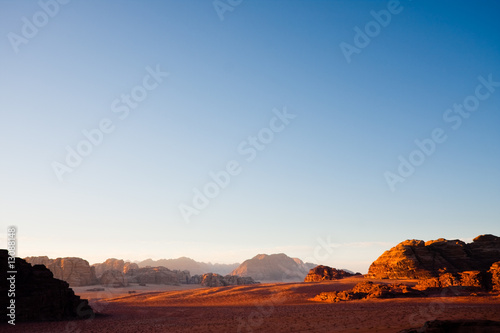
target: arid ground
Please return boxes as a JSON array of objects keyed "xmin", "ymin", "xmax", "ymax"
[{"xmin": 5, "ymin": 277, "xmax": 500, "ymax": 333}]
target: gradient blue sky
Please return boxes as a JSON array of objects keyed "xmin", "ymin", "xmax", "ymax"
[{"xmin": 1, "ymin": 0, "xmax": 499, "ymax": 273}]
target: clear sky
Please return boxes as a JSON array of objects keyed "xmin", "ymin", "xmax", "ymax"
[{"xmin": 1, "ymin": 0, "xmax": 499, "ymax": 273}]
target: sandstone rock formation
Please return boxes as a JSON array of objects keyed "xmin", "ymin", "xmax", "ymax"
[
  {"xmin": 200, "ymin": 273, "xmax": 258, "ymax": 287},
  {"xmin": 414, "ymin": 270, "xmax": 488, "ymax": 290},
  {"xmin": 1, "ymin": 249, "xmax": 94, "ymax": 322},
  {"xmin": 312, "ymin": 281, "xmax": 423, "ymax": 303},
  {"xmin": 137, "ymin": 257, "xmax": 239, "ymax": 275},
  {"xmin": 304, "ymin": 265, "xmax": 360, "ymax": 282},
  {"xmin": 368, "ymin": 234, "xmax": 500, "ymax": 279},
  {"xmin": 24, "ymin": 256, "xmax": 98, "ymax": 286},
  {"xmin": 125, "ymin": 267, "xmax": 190, "ymax": 285},
  {"xmin": 92, "ymin": 258, "xmax": 138, "ymax": 278},
  {"xmin": 99, "ymin": 269, "xmax": 128, "ymax": 287},
  {"xmin": 490, "ymin": 261, "xmax": 500, "ymax": 291},
  {"xmin": 231, "ymin": 253, "xmax": 316, "ymax": 282}
]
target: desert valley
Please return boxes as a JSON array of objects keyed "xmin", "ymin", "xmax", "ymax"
[{"xmin": 2, "ymin": 234, "xmax": 500, "ymax": 332}]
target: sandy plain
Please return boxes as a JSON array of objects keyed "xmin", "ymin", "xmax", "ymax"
[{"xmin": 4, "ymin": 277, "xmax": 500, "ymax": 333}]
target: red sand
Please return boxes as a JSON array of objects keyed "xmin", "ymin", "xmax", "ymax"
[{"xmin": 4, "ymin": 278, "xmax": 500, "ymax": 333}]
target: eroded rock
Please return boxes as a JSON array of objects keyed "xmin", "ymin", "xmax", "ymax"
[
  {"xmin": 24, "ymin": 256, "xmax": 98, "ymax": 286},
  {"xmin": 368, "ymin": 234, "xmax": 500, "ymax": 280},
  {"xmin": 304, "ymin": 265, "xmax": 360, "ymax": 282}
]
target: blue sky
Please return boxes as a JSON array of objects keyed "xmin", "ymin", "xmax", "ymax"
[{"xmin": 1, "ymin": 0, "xmax": 499, "ymax": 273}]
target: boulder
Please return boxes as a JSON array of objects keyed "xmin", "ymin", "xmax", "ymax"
[
  {"xmin": 1, "ymin": 249, "xmax": 94, "ymax": 322},
  {"xmin": 24, "ymin": 256, "xmax": 98, "ymax": 286},
  {"xmin": 304, "ymin": 265, "xmax": 359, "ymax": 282},
  {"xmin": 99, "ymin": 269, "xmax": 128, "ymax": 287},
  {"xmin": 368, "ymin": 234, "xmax": 500, "ymax": 279}
]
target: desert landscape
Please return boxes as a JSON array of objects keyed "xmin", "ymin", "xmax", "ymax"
[
  {"xmin": 2, "ymin": 234, "xmax": 500, "ymax": 332},
  {"xmin": 2, "ymin": 1, "xmax": 500, "ymax": 332}
]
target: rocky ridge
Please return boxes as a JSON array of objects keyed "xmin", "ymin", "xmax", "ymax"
[
  {"xmin": 24, "ymin": 256, "xmax": 98, "ymax": 286},
  {"xmin": 199, "ymin": 273, "xmax": 258, "ymax": 287},
  {"xmin": 92, "ymin": 258, "xmax": 138, "ymax": 278},
  {"xmin": 367, "ymin": 234, "xmax": 500, "ymax": 280}
]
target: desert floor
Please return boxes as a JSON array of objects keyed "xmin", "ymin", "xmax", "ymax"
[{"xmin": 5, "ymin": 277, "xmax": 500, "ymax": 333}]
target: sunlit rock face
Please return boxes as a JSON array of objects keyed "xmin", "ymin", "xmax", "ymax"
[
  {"xmin": 24, "ymin": 256, "xmax": 98, "ymax": 286},
  {"xmin": 489, "ymin": 261, "xmax": 500, "ymax": 291},
  {"xmin": 367, "ymin": 234, "xmax": 500, "ymax": 280},
  {"xmin": 1, "ymin": 249, "xmax": 94, "ymax": 322}
]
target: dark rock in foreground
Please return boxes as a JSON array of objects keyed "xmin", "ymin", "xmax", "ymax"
[
  {"xmin": 1, "ymin": 249, "xmax": 94, "ymax": 323},
  {"xmin": 304, "ymin": 265, "xmax": 361, "ymax": 282},
  {"xmin": 399, "ymin": 319, "xmax": 500, "ymax": 333}
]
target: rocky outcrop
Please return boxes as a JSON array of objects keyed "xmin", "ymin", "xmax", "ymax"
[
  {"xmin": 24, "ymin": 256, "xmax": 98, "ymax": 286},
  {"xmin": 367, "ymin": 235, "xmax": 500, "ymax": 279},
  {"xmin": 125, "ymin": 267, "xmax": 190, "ymax": 285},
  {"xmin": 304, "ymin": 265, "xmax": 360, "ymax": 282},
  {"xmin": 231, "ymin": 253, "xmax": 316, "ymax": 282},
  {"xmin": 137, "ymin": 257, "xmax": 240, "ymax": 275},
  {"xmin": 92, "ymin": 258, "xmax": 138, "ymax": 278},
  {"xmin": 312, "ymin": 281, "xmax": 423, "ymax": 303},
  {"xmin": 200, "ymin": 273, "xmax": 258, "ymax": 287},
  {"xmin": 99, "ymin": 269, "xmax": 128, "ymax": 287},
  {"xmin": 490, "ymin": 261, "xmax": 500, "ymax": 291},
  {"xmin": 1, "ymin": 249, "xmax": 94, "ymax": 322},
  {"xmin": 415, "ymin": 270, "xmax": 488, "ymax": 290},
  {"xmin": 400, "ymin": 320, "xmax": 500, "ymax": 333},
  {"xmin": 201, "ymin": 273, "xmax": 226, "ymax": 287},
  {"xmin": 189, "ymin": 275, "xmax": 202, "ymax": 284}
]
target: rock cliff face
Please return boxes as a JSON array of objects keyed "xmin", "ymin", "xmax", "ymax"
[
  {"xmin": 414, "ymin": 271, "xmax": 488, "ymax": 290},
  {"xmin": 125, "ymin": 267, "xmax": 190, "ymax": 285},
  {"xmin": 200, "ymin": 273, "xmax": 258, "ymax": 287},
  {"xmin": 99, "ymin": 270, "xmax": 129, "ymax": 287},
  {"xmin": 367, "ymin": 235, "xmax": 500, "ymax": 279},
  {"xmin": 24, "ymin": 256, "xmax": 98, "ymax": 286},
  {"xmin": 92, "ymin": 258, "xmax": 138, "ymax": 278},
  {"xmin": 304, "ymin": 265, "xmax": 360, "ymax": 282},
  {"xmin": 231, "ymin": 253, "xmax": 315, "ymax": 282},
  {"xmin": 1, "ymin": 249, "xmax": 94, "ymax": 322}
]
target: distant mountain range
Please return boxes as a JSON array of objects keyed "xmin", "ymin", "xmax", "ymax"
[{"xmin": 136, "ymin": 257, "xmax": 240, "ymax": 275}]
